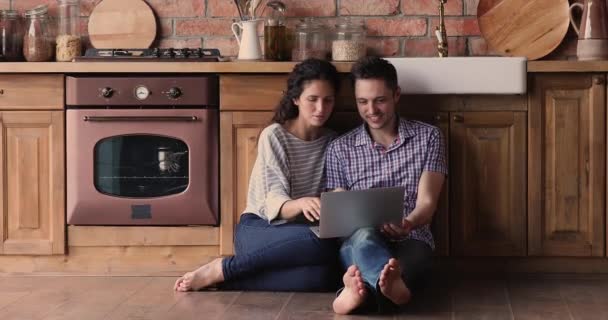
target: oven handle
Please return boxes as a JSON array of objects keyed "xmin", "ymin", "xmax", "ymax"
[{"xmin": 83, "ymin": 116, "xmax": 199, "ymax": 122}]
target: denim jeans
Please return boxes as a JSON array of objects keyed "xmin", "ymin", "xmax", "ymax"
[
  {"xmin": 339, "ymin": 227, "xmax": 433, "ymax": 312},
  {"xmin": 220, "ymin": 213, "xmax": 340, "ymax": 291}
]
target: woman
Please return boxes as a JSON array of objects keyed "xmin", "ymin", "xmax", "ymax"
[{"xmin": 174, "ymin": 58, "xmax": 341, "ymax": 292}]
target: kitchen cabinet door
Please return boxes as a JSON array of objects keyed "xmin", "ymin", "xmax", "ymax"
[
  {"xmin": 0, "ymin": 111, "xmax": 65, "ymax": 255},
  {"xmin": 400, "ymin": 112, "xmax": 450, "ymax": 256},
  {"xmin": 450, "ymin": 111, "xmax": 527, "ymax": 256},
  {"xmin": 528, "ymin": 74, "xmax": 605, "ymax": 257},
  {"xmin": 219, "ymin": 112, "xmax": 273, "ymax": 255}
]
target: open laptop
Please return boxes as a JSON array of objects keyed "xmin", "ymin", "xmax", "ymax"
[{"xmin": 310, "ymin": 186, "xmax": 405, "ymax": 238}]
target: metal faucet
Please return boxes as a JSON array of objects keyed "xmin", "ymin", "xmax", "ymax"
[{"xmin": 435, "ymin": 0, "xmax": 448, "ymax": 57}]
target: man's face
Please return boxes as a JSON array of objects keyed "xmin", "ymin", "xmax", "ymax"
[{"xmin": 354, "ymin": 79, "xmax": 400, "ymax": 131}]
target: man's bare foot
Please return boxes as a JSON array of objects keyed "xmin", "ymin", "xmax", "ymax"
[
  {"xmin": 174, "ymin": 257, "xmax": 225, "ymax": 292},
  {"xmin": 378, "ymin": 258, "xmax": 411, "ymax": 305},
  {"xmin": 332, "ymin": 265, "xmax": 367, "ymax": 315}
]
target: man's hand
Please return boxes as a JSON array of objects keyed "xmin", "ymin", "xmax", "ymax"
[
  {"xmin": 298, "ymin": 197, "xmax": 321, "ymax": 222},
  {"xmin": 381, "ymin": 218, "xmax": 414, "ymax": 240}
]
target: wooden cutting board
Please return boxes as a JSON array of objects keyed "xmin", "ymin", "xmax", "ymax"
[
  {"xmin": 88, "ymin": 0, "xmax": 157, "ymax": 49},
  {"xmin": 477, "ymin": 0, "xmax": 570, "ymax": 60}
]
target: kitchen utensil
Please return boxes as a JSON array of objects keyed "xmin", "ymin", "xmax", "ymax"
[
  {"xmin": 231, "ymin": 19, "xmax": 263, "ymax": 60},
  {"xmin": 88, "ymin": 0, "xmax": 156, "ymax": 49},
  {"xmin": 477, "ymin": 0, "xmax": 570, "ymax": 60},
  {"xmin": 569, "ymin": 0, "xmax": 608, "ymax": 60}
]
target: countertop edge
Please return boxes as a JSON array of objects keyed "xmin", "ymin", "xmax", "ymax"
[{"xmin": 0, "ymin": 60, "xmax": 605, "ymax": 73}]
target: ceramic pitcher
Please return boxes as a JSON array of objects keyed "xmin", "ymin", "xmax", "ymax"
[
  {"xmin": 570, "ymin": 0, "xmax": 608, "ymax": 60},
  {"xmin": 231, "ymin": 19, "xmax": 263, "ymax": 60}
]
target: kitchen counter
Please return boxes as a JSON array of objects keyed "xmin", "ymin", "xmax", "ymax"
[
  {"xmin": 0, "ymin": 60, "xmax": 604, "ymax": 73},
  {"xmin": 0, "ymin": 61, "xmax": 353, "ymax": 73}
]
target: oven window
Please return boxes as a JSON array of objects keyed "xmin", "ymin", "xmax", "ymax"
[{"xmin": 94, "ymin": 135, "xmax": 189, "ymax": 197}]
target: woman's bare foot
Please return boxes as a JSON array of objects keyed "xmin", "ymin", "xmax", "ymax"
[
  {"xmin": 174, "ymin": 257, "xmax": 225, "ymax": 292},
  {"xmin": 332, "ymin": 265, "xmax": 367, "ymax": 315},
  {"xmin": 378, "ymin": 258, "xmax": 411, "ymax": 305}
]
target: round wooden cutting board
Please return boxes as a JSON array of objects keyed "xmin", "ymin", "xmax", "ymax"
[
  {"xmin": 88, "ymin": 0, "xmax": 157, "ymax": 49},
  {"xmin": 477, "ymin": 0, "xmax": 570, "ymax": 60}
]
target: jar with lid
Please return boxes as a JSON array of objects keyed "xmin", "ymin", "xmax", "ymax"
[
  {"xmin": 332, "ymin": 18, "xmax": 367, "ymax": 61},
  {"xmin": 56, "ymin": 0, "xmax": 81, "ymax": 62},
  {"xmin": 23, "ymin": 5, "xmax": 53, "ymax": 62},
  {"xmin": 0, "ymin": 10, "xmax": 23, "ymax": 61},
  {"xmin": 264, "ymin": 1, "xmax": 287, "ymax": 61},
  {"xmin": 291, "ymin": 18, "xmax": 329, "ymax": 61}
]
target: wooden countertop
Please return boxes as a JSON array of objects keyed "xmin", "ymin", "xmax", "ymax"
[
  {"xmin": 0, "ymin": 61, "xmax": 354, "ymax": 73},
  {"xmin": 0, "ymin": 60, "xmax": 605, "ymax": 73},
  {"xmin": 527, "ymin": 60, "xmax": 608, "ymax": 72}
]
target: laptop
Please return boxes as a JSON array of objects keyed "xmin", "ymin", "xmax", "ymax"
[{"xmin": 310, "ymin": 186, "xmax": 405, "ymax": 238}]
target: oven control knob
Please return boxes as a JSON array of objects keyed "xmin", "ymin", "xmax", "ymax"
[
  {"xmin": 101, "ymin": 87, "xmax": 114, "ymax": 98},
  {"xmin": 167, "ymin": 87, "xmax": 182, "ymax": 99},
  {"xmin": 134, "ymin": 85, "xmax": 150, "ymax": 100}
]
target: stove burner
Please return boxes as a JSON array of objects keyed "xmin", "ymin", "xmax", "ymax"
[{"xmin": 75, "ymin": 48, "xmax": 222, "ymax": 62}]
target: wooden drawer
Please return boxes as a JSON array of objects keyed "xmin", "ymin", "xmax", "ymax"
[
  {"xmin": 220, "ymin": 75, "xmax": 354, "ymax": 111},
  {"xmin": 0, "ymin": 74, "xmax": 64, "ymax": 110}
]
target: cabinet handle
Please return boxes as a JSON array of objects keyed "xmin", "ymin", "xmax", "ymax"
[
  {"xmin": 453, "ymin": 114, "xmax": 464, "ymax": 122},
  {"xmin": 434, "ymin": 115, "xmax": 442, "ymax": 121},
  {"xmin": 0, "ymin": 89, "xmax": 4, "ymax": 95},
  {"xmin": 83, "ymin": 116, "xmax": 199, "ymax": 122},
  {"xmin": 593, "ymin": 76, "xmax": 605, "ymax": 85}
]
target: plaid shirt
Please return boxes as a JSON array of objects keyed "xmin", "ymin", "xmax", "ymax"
[{"xmin": 325, "ymin": 117, "xmax": 448, "ymax": 249}]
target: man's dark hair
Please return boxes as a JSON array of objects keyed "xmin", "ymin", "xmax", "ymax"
[{"xmin": 350, "ymin": 56, "xmax": 399, "ymax": 92}]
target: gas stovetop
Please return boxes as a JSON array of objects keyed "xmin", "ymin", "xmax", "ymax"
[{"xmin": 74, "ymin": 48, "xmax": 223, "ymax": 62}]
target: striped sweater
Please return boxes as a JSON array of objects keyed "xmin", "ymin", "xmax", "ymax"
[{"xmin": 244, "ymin": 123, "xmax": 336, "ymax": 223}]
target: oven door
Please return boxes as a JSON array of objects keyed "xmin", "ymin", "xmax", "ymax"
[{"xmin": 67, "ymin": 108, "xmax": 218, "ymax": 225}]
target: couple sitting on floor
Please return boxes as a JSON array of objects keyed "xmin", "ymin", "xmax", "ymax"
[{"xmin": 174, "ymin": 56, "xmax": 447, "ymax": 315}]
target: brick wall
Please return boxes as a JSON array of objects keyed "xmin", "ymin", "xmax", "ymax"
[{"xmin": 6, "ymin": 0, "xmax": 578, "ymax": 59}]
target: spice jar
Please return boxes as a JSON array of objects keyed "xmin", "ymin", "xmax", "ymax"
[
  {"xmin": 332, "ymin": 18, "xmax": 367, "ymax": 61},
  {"xmin": 23, "ymin": 5, "xmax": 53, "ymax": 62},
  {"xmin": 264, "ymin": 1, "xmax": 287, "ymax": 61},
  {"xmin": 56, "ymin": 0, "xmax": 81, "ymax": 62},
  {"xmin": 0, "ymin": 10, "xmax": 23, "ymax": 61},
  {"xmin": 291, "ymin": 18, "xmax": 329, "ymax": 61}
]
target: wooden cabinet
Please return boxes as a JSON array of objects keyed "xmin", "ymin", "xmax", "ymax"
[
  {"xmin": 450, "ymin": 111, "xmax": 527, "ymax": 256},
  {"xmin": 219, "ymin": 112, "xmax": 273, "ymax": 255},
  {"xmin": 0, "ymin": 111, "xmax": 65, "ymax": 255},
  {"xmin": 400, "ymin": 112, "xmax": 450, "ymax": 256},
  {"xmin": 528, "ymin": 74, "xmax": 606, "ymax": 257}
]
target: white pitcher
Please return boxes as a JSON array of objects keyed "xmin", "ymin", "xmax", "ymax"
[{"xmin": 231, "ymin": 19, "xmax": 263, "ymax": 60}]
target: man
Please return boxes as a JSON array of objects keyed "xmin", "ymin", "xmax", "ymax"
[{"xmin": 325, "ymin": 56, "xmax": 447, "ymax": 314}]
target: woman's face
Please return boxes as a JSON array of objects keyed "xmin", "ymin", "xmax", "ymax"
[{"xmin": 292, "ymin": 79, "xmax": 336, "ymax": 128}]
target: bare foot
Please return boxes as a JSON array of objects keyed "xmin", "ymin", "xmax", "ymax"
[
  {"xmin": 332, "ymin": 265, "xmax": 367, "ymax": 315},
  {"xmin": 174, "ymin": 258, "xmax": 225, "ymax": 292},
  {"xmin": 378, "ymin": 258, "xmax": 411, "ymax": 305}
]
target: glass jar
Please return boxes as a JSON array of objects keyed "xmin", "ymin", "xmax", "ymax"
[
  {"xmin": 291, "ymin": 18, "xmax": 329, "ymax": 61},
  {"xmin": 264, "ymin": 8, "xmax": 287, "ymax": 61},
  {"xmin": 0, "ymin": 10, "xmax": 23, "ymax": 61},
  {"xmin": 23, "ymin": 5, "xmax": 53, "ymax": 62},
  {"xmin": 332, "ymin": 18, "xmax": 367, "ymax": 61},
  {"xmin": 56, "ymin": 0, "xmax": 81, "ymax": 62}
]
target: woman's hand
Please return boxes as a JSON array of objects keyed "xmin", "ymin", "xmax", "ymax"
[{"xmin": 297, "ymin": 197, "xmax": 321, "ymax": 222}]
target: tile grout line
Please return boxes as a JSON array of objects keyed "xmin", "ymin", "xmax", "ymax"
[
  {"xmin": 100, "ymin": 277, "xmax": 155, "ymax": 320},
  {"xmin": 274, "ymin": 292, "xmax": 294, "ymax": 320},
  {"xmin": 217, "ymin": 290, "xmax": 242, "ymax": 319},
  {"xmin": 504, "ymin": 280, "xmax": 515, "ymax": 320},
  {"xmin": 557, "ymin": 279, "xmax": 576, "ymax": 320},
  {"xmin": 450, "ymin": 282, "xmax": 456, "ymax": 320}
]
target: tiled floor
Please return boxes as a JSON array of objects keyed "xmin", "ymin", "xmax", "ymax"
[{"xmin": 1, "ymin": 274, "xmax": 608, "ymax": 319}]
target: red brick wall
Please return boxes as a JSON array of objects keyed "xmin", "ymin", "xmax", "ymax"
[{"xmin": 8, "ymin": 0, "xmax": 578, "ymax": 59}]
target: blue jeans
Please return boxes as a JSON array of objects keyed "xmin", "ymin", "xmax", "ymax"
[
  {"xmin": 220, "ymin": 213, "xmax": 340, "ymax": 291},
  {"xmin": 339, "ymin": 227, "xmax": 433, "ymax": 312}
]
